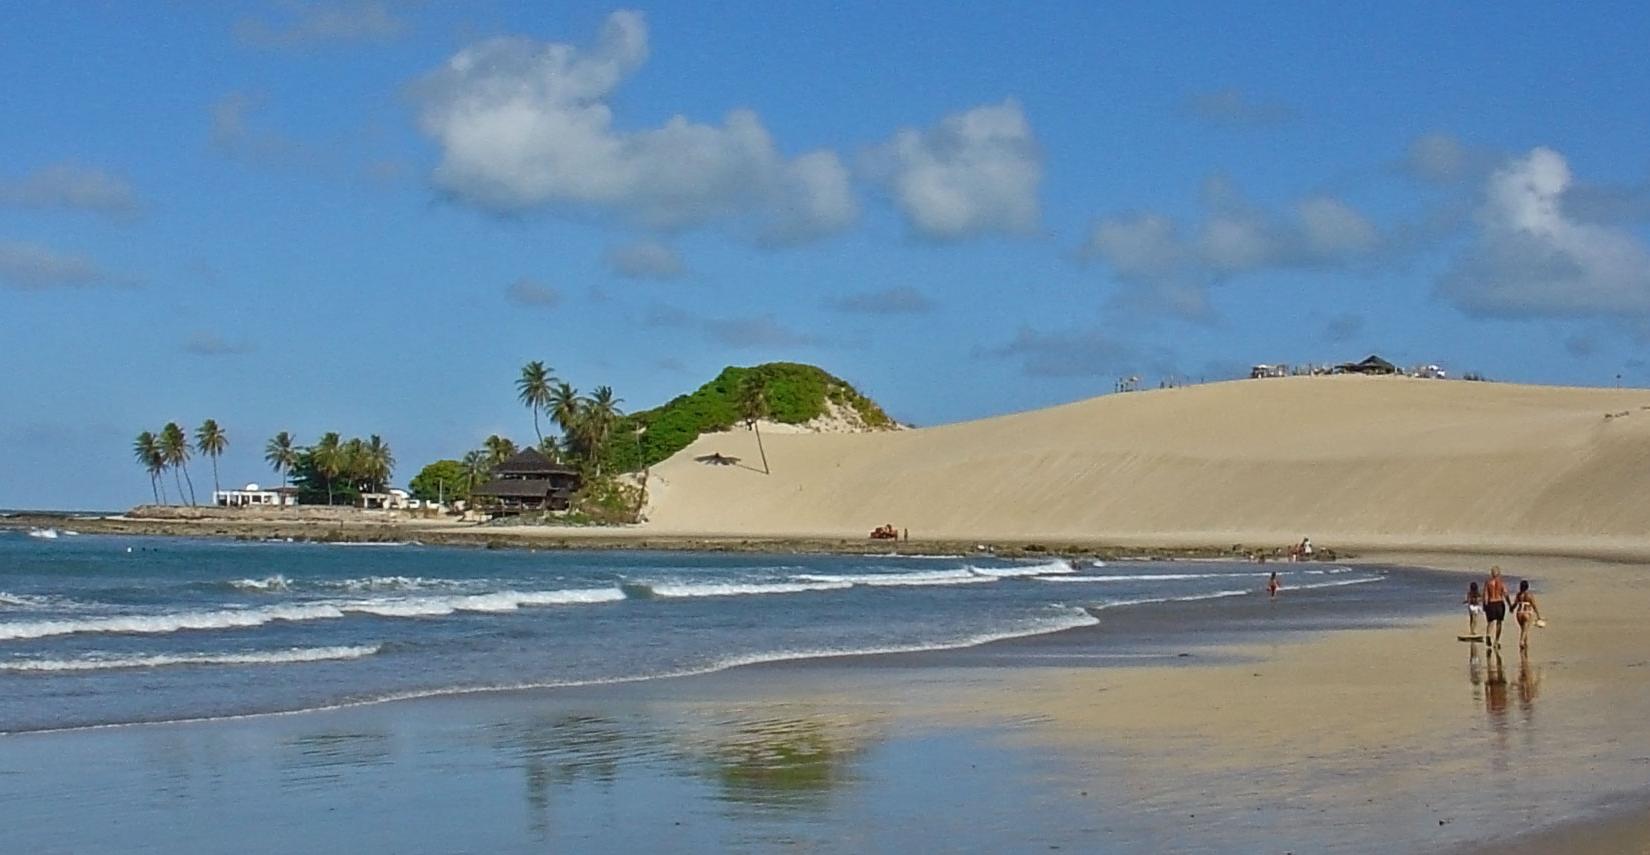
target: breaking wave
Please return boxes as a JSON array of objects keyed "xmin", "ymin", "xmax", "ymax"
[
  {"xmin": 1, "ymin": 645, "xmax": 381, "ymax": 673},
  {"xmin": 0, "ymin": 587, "xmax": 627, "ymax": 640},
  {"xmin": 795, "ymin": 569, "xmax": 994, "ymax": 587},
  {"xmin": 623, "ymin": 580, "xmax": 853, "ymax": 599}
]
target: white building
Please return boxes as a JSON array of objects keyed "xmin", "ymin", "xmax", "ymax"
[
  {"xmin": 359, "ymin": 488, "xmax": 421, "ymax": 510},
  {"xmin": 214, "ymin": 483, "xmax": 299, "ymax": 508}
]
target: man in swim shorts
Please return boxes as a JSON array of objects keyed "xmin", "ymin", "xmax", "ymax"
[{"xmin": 1483, "ymin": 566, "xmax": 1511, "ymax": 649}]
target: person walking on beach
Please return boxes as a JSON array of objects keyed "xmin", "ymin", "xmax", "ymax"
[
  {"xmin": 1267, "ymin": 571, "xmax": 1280, "ymax": 599},
  {"xmin": 1464, "ymin": 581, "xmax": 1484, "ymax": 637},
  {"xmin": 1483, "ymin": 566, "xmax": 1512, "ymax": 649},
  {"xmin": 1512, "ymin": 580, "xmax": 1543, "ymax": 652}
]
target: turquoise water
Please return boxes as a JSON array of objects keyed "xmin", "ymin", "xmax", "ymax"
[{"xmin": 0, "ymin": 531, "xmax": 1408, "ymax": 734}]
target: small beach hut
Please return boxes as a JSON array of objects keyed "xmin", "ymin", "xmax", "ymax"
[{"xmin": 1334, "ymin": 355, "xmax": 1398, "ymax": 375}]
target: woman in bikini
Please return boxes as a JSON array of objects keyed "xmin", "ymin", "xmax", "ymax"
[
  {"xmin": 1464, "ymin": 581, "xmax": 1484, "ymax": 637},
  {"xmin": 1513, "ymin": 579, "xmax": 1543, "ymax": 652}
]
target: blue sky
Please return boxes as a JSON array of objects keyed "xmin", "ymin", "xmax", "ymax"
[{"xmin": 4, "ymin": 1, "xmax": 1650, "ymax": 509}]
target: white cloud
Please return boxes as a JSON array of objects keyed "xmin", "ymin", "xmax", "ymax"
[
  {"xmin": 604, "ymin": 240, "xmax": 684, "ymax": 280},
  {"xmin": 0, "ymin": 164, "xmax": 139, "ymax": 218},
  {"xmin": 412, "ymin": 11, "xmax": 856, "ymax": 242},
  {"xmin": 1082, "ymin": 180, "xmax": 1386, "ymax": 318},
  {"xmin": 1404, "ymin": 133, "xmax": 1469, "ymax": 183},
  {"xmin": 236, "ymin": 1, "xmax": 406, "ymax": 47},
  {"xmin": 505, "ymin": 278, "xmax": 561, "ymax": 307},
  {"xmin": 865, "ymin": 100, "xmax": 1041, "ymax": 240},
  {"xmin": 1439, "ymin": 147, "xmax": 1650, "ymax": 317},
  {"xmin": 0, "ymin": 241, "xmax": 110, "ymax": 290}
]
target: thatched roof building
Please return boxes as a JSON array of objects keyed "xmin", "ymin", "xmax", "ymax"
[{"xmin": 472, "ymin": 448, "xmax": 580, "ymax": 514}]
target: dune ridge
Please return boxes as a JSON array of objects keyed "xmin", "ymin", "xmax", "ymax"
[{"xmin": 641, "ymin": 375, "xmax": 1650, "ymax": 552}]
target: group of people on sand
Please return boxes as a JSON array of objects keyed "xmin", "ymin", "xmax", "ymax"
[{"xmin": 1465, "ymin": 565, "xmax": 1544, "ymax": 651}]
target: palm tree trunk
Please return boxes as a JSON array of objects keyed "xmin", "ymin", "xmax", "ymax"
[
  {"xmin": 181, "ymin": 462, "xmax": 197, "ymax": 506},
  {"xmin": 533, "ymin": 408, "xmax": 542, "ymax": 445},
  {"xmin": 149, "ymin": 475, "xmax": 160, "ymax": 505},
  {"xmin": 326, "ymin": 476, "xmax": 334, "ymax": 506},
  {"xmin": 172, "ymin": 467, "xmax": 186, "ymax": 506},
  {"xmin": 211, "ymin": 456, "xmax": 220, "ymax": 499},
  {"xmin": 753, "ymin": 422, "xmax": 769, "ymax": 475}
]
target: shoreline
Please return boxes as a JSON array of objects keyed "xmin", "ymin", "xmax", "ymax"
[{"xmin": 3, "ymin": 521, "xmax": 1646, "ymax": 850}]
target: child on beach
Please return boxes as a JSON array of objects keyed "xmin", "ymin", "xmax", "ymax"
[
  {"xmin": 1465, "ymin": 582, "xmax": 1484, "ymax": 637},
  {"xmin": 1267, "ymin": 571, "xmax": 1280, "ymax": 599},
  {"xmin": 1513, "ymin": 580, "xmax": 1543, "ymax": 652}
]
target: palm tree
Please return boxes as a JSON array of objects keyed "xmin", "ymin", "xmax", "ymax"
[
  {"xmin": 737, "ymin": 372, "xmax": 771, "ymax": 475},
  {"xmin": 133, "ymin": 431, "xmax": 165, "ymax": 504},
  {"xmin": 461, "ymin": 449, "xmax": 490, "ymax": 492},
  {"xmin": 516, "ymin": 361, "xmax": 556, "ymax": 445},
  {"xmin": 483, "ymin": 434, "xmax": 517, "ymax": 467},
  {"xmin": 264, "ymin": 431, "xmax": 298, "ymax": 486},
  {"xmin": 362, "ymin": 435, "xmax": 395, "ymax": 493},
  {"xmin": 585, "ymin": 386, "xmax": 624, "ymax": 475},
  {"xmin": 160, "ymin": 422, "xmax": 197, "ymax": 504},
  {"xmin": 341, "ymin": 437, "xmax": 367, "ymax": 495},
  {"xmin": 549, "ymin": 381, "xmax": 583, "ymax": 437},
  {"xmin": 195, "ymin": 419, "xmax": 228, "ymax": 499},
  {"xmin": 311, "ymin": 432, "xmax": 343, "ymax": 505}
]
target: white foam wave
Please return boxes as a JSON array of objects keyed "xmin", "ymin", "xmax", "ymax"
[
  {"xmin": 795, "ymin": 569, "xmax": 994, "ymax": 587},
  {"xmin": 1037, "ymin": 571, "xmax": 1270, "ymax": 583},
  {"xmin": 1095, "ymin": 589, "xmax": 1252, "ymax": 609},
  {"xmin": 967, "ymin": 560, "xmax": 1073, "ymax": 578},
  {"xmin": 639, "ymin": 580, "xmax": 853, "ymax": 598},
  {"xmin": 229, "ymin": 575, "xmax": 291, "ymax": 593},
  {"xmin": 1, "ymin": 645, "xmax": 381, "ymax": 673},
  {"xmin": 331, "ymin": 575, "xmax": 457, "ymax": 592},
  {"xmin": 1287, "ymin": 576, "xmax": 1381, "ymax": 591},
  {"xmin": 0, "ymin": 587, "xmax": 627, "ymax": 640},
  {"xmin": 0, "ymin": 592, "xmax": 57, "ymax": 608},
  {"xmin": 348, "ymin": 587, "xmax": 626, "ymax": 617},
  {"xmin": 708, "ymin": 609, "xmax": 1102, "ymax": 668}
]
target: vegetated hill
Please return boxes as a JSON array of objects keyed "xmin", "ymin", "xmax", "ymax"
[{"xmin": 609, "ymin": 363, "xmax": 895, "ymax": 471}]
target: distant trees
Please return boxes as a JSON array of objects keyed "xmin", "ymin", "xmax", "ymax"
[
  {"xmin": 409, "ymin": 459, "xmax": 468, "ymax": 505},
  {"xmin": 287, "ymin": 432, "xmax": 396, "ymax": 506}
]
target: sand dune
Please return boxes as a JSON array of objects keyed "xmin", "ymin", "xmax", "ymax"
[{"xmin": 642, "ymin": 375, "xmax": 1650, "ymax": 552}]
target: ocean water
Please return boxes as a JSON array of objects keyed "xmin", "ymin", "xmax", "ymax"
[{"xmin": 0, "ymin": 531, "xmax": 1400, "ymax": 734}]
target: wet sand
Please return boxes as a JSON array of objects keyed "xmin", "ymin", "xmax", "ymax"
[{"xmin": 1, "ymin": 553, "xmax": 1644, "ymax": 852}]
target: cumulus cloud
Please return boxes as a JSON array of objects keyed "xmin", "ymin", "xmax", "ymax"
[
  {"xmin": 1082, "ymin": 179, "xmax": 1387, "ymax": 318},
  {"xmin": 236, "ymin": 1, "xmax": 407, "ymax": 47},
  {"xmin": 826, "ymin": 286, "xmax": 936, "ymax": 314},
  {"xmin": 411, "ymin": 11, "xmax": 856, "ymax": 242},
  {"xmin": 0, "ymin": 163, "xmax": 140, "ymax": 219},
  {"xmin": 183, "ymin": 332, "xmax": 254, "ymax": 356},
  {"xmin": 0, "ymin": 241, "xmax": 111, "ymax": 290},
  {"xmin": 1184, "ymin": 88, "xmax": 1294, "ymax": 128},
  {"xmin": 505, "ymin": 278, "xmax": 561, "ymax": 307},
  {"xmin": 1438, "ymin": 147, "xmax": 1650, "ymax": 318},
  {"xmin": 978, "ymin": 326, "xmax": 1172, "ymax": 379},
  {"xmin": 864, "ymin": 100, "xmax": 1041, "ymax": 240},
  {"xmin": 604, "ymin": 240, "xmax": 684, "ymax": 280}
]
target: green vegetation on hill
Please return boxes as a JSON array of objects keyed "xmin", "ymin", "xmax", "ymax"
[{"xmin": 603, "ymin": 363, "xmax": 894, "ymax": 472}]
